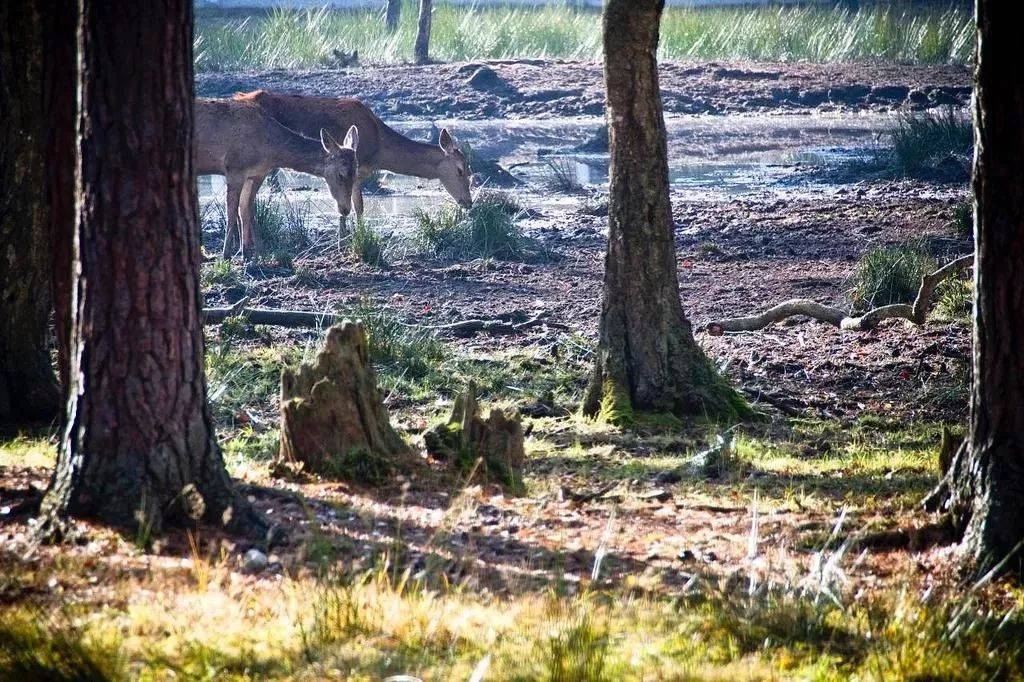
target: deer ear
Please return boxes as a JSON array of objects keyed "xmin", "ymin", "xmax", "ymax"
[
  {"xmin": 439, "ymin": 128, "xmax": 456, "ymax": 154},
  {"xmin": 320, "ymin": 128, "xmax": 340, "ymax": 153},
  {"xmin": 343, "ymin": 125, "xmax": 359, "ymax": 152}
]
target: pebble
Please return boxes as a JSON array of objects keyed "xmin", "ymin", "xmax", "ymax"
[{"xmin": 241, "ymin": 548, "xmax": 268, "ymax": 574}]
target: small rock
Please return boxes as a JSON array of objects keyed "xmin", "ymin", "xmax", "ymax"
[{"xmin": 241, "ymin": 548, "xmax": 268, "ymax": 574}]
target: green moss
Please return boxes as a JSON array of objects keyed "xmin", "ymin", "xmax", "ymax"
[
  {"xmin": 594, "ymin": 380, "xmax": 635, "ymax": 428},
  {"xmin": 322, "ymin": 448, "xmax": 394, "ymax": 487}
]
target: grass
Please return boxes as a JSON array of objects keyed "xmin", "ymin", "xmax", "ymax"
[
  {"xmin": 952, "ymin": 199, "xmax": 973, "ymax": 239},
  {"xmin": 349, "ymin": 219, "xmax": 390, "ymax": 267},
  {"xmin": 885, "ymin": 107, "xmax": 973, "ymax": 178},
  {"xmin": 542, "ymin": 158, "xmax": 586, "ymax": 194},
  {"xmin": 414, "ymin": 202, "xmax": 527, "ymax": 261},
  {"xmin": 934, "ymin": 276, "xmax": 973, "ymax": 324},
  {"xmin": 194, "ymin": 4, "xmax": 973, "ymax": 71},
  {"xmin": 848, "ymin": 242, "xmax": 936, "ymax": 312},
  {"xmin": 253, "ymin": 194, "xmax": 314, "ymax": 255}
]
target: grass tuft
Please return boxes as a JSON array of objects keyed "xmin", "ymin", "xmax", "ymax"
[
  {"xmin": 253, "ymin": 194, "xmax": 314, "ymax": 255},
  {"xmin": 414, "ymin": 202, "xmax": 527, "ymax": 261},
  {"xmin": 849, "ymin": 242, "xmax": 936, "ymax": 312},
  {"xmin": 349, "ymin": 219, "xmax": 390, "ymax": 268},
  {"xmin": 885, "ymin": 107, "xmax": 972, "ymax": 178},
  {"xmin": 543, "ymin": 158, "xmax": 586, "ymax": 194}
]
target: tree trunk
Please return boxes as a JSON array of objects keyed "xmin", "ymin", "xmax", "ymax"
[
  {"xmin": 39, "ymin": 0, "xmax": 267, "ymax": 541},
  {"xmin": 414, "ymin": 0, "xmax": 433, "ymax": 65},
  {"xmin": 933, "ymin": 0, "xmax": 1024, "ymax": 580},
  {"xmin": 0, "ymin": 1, "xmax": 60, "ymax": 425},
  {"xmin": 42, "ymin": 0, "xmax": 77, "ymax": 400},
  {"xmin": 581, "ymin": 0, "xmax": 742, "ymax": 422},
  {"xmin": 385, "ymin": 0, "xmax": 401, "ymax": 32}
]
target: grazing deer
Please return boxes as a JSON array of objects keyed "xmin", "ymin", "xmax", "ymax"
[
  {"xmin": 233, "ymin": 91, "xmax": 473, "ymax": 219},
  {"xmin": 194, "ymin": 97, "xmax": 359, "ymax": 260}
]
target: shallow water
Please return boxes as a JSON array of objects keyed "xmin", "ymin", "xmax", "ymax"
[{"xmin": 198, "ymin": 111, "xmax": 902, "ymax": 228}]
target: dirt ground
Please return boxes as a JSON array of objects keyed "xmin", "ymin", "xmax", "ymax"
[{"xmin": 196, "ymin": 59, "xmax": 972, "ymax": 119}]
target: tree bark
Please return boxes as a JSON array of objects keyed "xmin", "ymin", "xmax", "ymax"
[
  {"xmin": 39, "ymin": 0, "xmax": 268, "ymax": 541},
  {"xmin": 582, "ymin": 0, "xmax": 742, "ymax": 422},
  {"xmin": 932, "ymin": 0, "xmax": 1024, "ymax": 580},
  {"xmin": 385, "ymin": 0, "xmax": 401, "ymax": 32},
  {"xmin": 0, "ymin": 1, "xmax": 60, "ymax": 425},
  {"xmin": 42, "ymin": 0, "xmax": 77, "ymax": 400},
  {"xmin": 414, "ymin": 0, "xmax": 433, "ymax": 65}
]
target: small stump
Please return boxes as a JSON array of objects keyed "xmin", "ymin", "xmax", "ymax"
[
  {"xmin": 279, "ymin": 321, "xmax": 409, "ymax": 480},
  {"xmin": 424, "ymin": 384, "xmax": 525, "ymax": 493}
]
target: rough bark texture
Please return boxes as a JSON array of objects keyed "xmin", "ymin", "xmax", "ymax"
[
  {"xmin": 0, "ymin": 1, "xmax": 60, "ymax": 425},
  {"xmin": 40, "ymin": 0, "xmax": 267, "ymax": 541},
  {"xmin": 43, "ymin": 0, "xmax": 77, "ymax": 398},
  {"xmin": 932, "ymin": 0, "xmax": 1024, "ymax": 580},
  {"xmin": 414, "ymin": 0, "xmax": 433, "ymax": 65},
  {"xmin": 424, "ymin": 383, "xmax": 525, "ymax": 492},
  {"xmin": 385, "ymin": 0, "xmax": 401, "ymax": 31},
  {"xmin": 582, "ymin": 0, "xmax": 742, "ymax": 421},
  {"xmin": 279, "ymin": 322, "xmax": 409, "ymax": 474}
]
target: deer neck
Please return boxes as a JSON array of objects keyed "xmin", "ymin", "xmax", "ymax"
[
  {"xmin": 375, "ymin": 127, "xmax": 444, "ymax": 179},
  {"xmin": 272, "ymin": 134, "xmax": 326, "ymax": 177}
]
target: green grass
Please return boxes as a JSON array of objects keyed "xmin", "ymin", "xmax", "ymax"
[
  {"xmin": 848, "ymin": 242, "xmax": 936, "ymax": 312},
  {"xmin": 543, "ymin": 158, "xmax": 586, "ymax": 194},
  {"xmin": 413, "ymin": 202, "xmax": 527, "ymax": 262},
  {"xmin": 253, "ymin": 195, "xmax": 314, "ymax": 255},
  {"xmin": 349, "ymin": 220, "xmax": 390, "ymax": 267},
  {"xmin": 886, "ymin": 107, "xmax": 973, "ymax": 177},
  {"xmin": 194, "ymin": 4, "xmax": 973, "ymax": 71}
]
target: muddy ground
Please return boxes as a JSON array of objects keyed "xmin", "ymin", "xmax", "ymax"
[{"xmin": 197, "ymin": 59, "xmax": 972, "ymax": 119}]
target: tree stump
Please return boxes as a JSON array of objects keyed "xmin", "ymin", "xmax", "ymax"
[
  {"xmin": 279, "ymin": 322, "xmax": 409, "ymax": 478},
  {"xmin": 424, "ymin": 384, "xmax": 525, "ymax": 493}
]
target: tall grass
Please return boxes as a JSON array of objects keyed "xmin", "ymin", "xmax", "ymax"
[{"xmin": 195, "ymin": 4, "xmax": 973, "ymax": 72}]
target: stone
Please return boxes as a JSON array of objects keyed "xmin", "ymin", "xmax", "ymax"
[{"xmin": 241, "ymin": 548, "xmax": 268, "ymax": 574}]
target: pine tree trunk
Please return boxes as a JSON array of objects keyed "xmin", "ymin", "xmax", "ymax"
[
  {"xmin": 939, "ymin": 0, "xmax": 1024, "ymax": 579},
  {"xmin": 414, "ymin": 0, "xmax": 433, "ymax": 64},
  {"xmin": 385, "ymin": 0, "xmax": 401, "ymax": 32},
  {"xmin": 582, "ymin": 0, "xmax": 741, "ymax": 421},
  {"xmin": 0, "ymin": 1, "xmax": 60, "ymax": 425},
  {"xmin": 42, "ymin": 0, "xmax": 77, "ymax": 400},
  {"xmin": 40, "ymin": 0, "xmax": 267, "ymax": 541}
]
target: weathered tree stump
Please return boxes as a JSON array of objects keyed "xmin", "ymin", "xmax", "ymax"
[
  {"xmin": 279, "ymin": 322, "xmax": 409, "ymax": 477},
  {"xmin": 424, "ymin": 384, "xmax": 525, "ymax": 493}
]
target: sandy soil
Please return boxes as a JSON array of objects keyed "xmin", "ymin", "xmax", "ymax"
[{"xmin": 197, "ymin": 59, "xmax": 972, "ymax": 119}]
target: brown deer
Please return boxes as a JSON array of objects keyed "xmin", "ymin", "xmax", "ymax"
[
  {"xmin": 194, "ymin": 97, "xmax": 359, "ymax": 260},
  {"xmin": 233, "ymin": 91, "xmax": 473, "ymax": 219}
]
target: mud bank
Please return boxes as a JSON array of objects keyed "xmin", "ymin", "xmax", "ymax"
[{"xmin": 196, "ymin": 59, "xmax": 971, "ymax": 119}]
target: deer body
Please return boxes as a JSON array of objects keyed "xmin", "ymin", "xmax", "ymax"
[
  {"xmin": 195, "ymin": 97, "xmax": 359, "ymax": 260},
  {"xmin": 233, "ymin": 90, "xmax": 473, "ymax": 216}
]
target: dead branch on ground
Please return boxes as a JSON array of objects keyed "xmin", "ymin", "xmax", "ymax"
[{"xmin": 706, "ymin": 255, "xmax": 973, "ymax": 335}]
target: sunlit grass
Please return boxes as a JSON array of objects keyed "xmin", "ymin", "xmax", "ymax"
[{"xmin": 194, "ymin": 4, "xmax": 973, "ymax": 72}]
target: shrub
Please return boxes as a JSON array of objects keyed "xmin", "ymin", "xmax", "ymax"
[{"xmin": 849, "ymin": 243, "xmax": 936, "ymax": 311}]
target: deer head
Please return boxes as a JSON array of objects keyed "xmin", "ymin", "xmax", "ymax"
[
  {"xmin": 434, "ymin": 128, "xmax": 473, "ymax": 209},
  {"xmin": 320, "ymin": 125, "xmax": 359, "ymax": 217}
]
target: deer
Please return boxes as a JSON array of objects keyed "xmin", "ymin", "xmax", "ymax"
[
  {"xmin": 232, "ymin": 91, "xmax": 473, "ymax": 223},
  {"xmin": 194, "ymin": 97, "xmax": 360, "ymax": 261}
]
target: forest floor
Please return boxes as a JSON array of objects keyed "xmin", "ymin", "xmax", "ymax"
[{"xmin": 3, "ymin": 60, "xmax": 1021, "ymax": 681}]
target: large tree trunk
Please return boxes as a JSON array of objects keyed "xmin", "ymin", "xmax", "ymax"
[
  {"xmin": 385, "ymin": 0, "xmax": 401, "ymax": 32},
  {"xmin": 581, "ymin": 0, "xmax": 742, "ymax": 422},
  {"xmin": 42, "ymin": 1, "xmax": 77, "ymax": 400},
  {"xmin": 931, "ymin": 0, "xmax": 1024, "ymax": 580},
  {"xmin": 0, "ymin": 2, "xmax": 60, "ymax": 425},
  {"xmin": 414, "ymin": 0, "xmax": 433, "ymax": 65},
  {"xmin": 39, "ymin": 0, "xmax": 267, "ymax": 541}
]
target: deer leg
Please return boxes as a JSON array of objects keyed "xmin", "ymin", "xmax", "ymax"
[
  {"xmin": 222, "ymin": 176, "xmax": 243, "ymax": 259},
  {"xmin": 352, "ymin": 168, "xmax": 367, "ymax": 219},
  {"xmin": 239, "ymin": 175, "xmax": 265, "ymax": 260}
]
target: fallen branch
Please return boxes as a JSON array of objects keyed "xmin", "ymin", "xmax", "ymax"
[
  {"xmin": 707, "ymin": 255, "xmax": 973, "ymax": 334},
  {"xmin": 203, "ymin": 301, "xmax": 567, "ymax": 337}
]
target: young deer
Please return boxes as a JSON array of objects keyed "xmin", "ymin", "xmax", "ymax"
[
  {"xmin": 194, "ymin": 97, "xmax": 359, "ymax": 260},
  {"xmin": 233, "ymin": 90, "xmax": 472, "ymax": 219}
]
